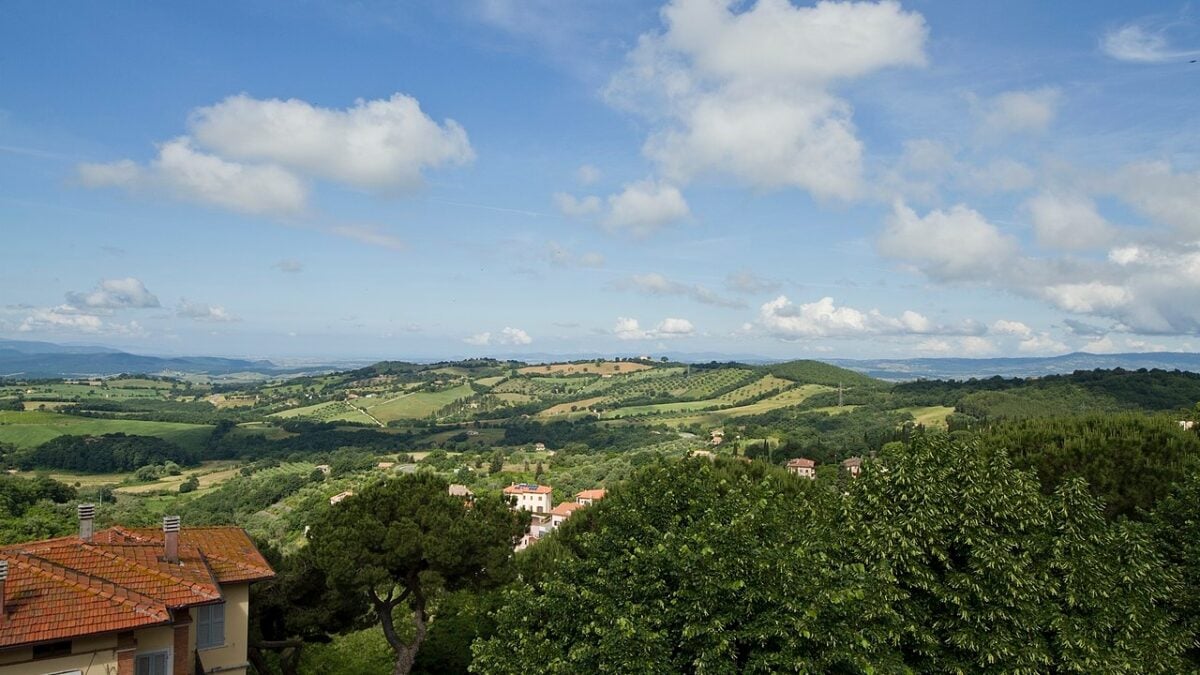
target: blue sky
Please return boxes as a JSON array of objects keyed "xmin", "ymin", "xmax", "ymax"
[{"xmin": 2, "ymin": 0, "xmax": 1199, "ymax": 360}]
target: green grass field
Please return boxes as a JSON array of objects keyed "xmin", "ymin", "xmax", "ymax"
[
  {"xmin": 0, "ymin": 410, "xmax": 212, "ymax": 449},
  {"xmin": 358, "ymin": 384, "xmax": 474, "ymax": 421},
  {"xmin": 901, "ymin": 405, "xmax": 955, "ymax": 428}
]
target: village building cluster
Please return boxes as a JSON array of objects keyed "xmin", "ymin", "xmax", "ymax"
[
  {"xmin": 502, "ymin": 483, "xmax": 607, "ymax": 551},
  {"xmin": 786, "ymin": 456, "xmax": 863, "ymax": 479}
]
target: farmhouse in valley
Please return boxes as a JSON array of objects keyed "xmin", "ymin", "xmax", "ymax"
[
  {"xmin": 0, "ymin": 508, "xmax": 273, "ymax": 675},
  {"xmin": 329, "ymin": 490, "xmax": 354, "ymax": 505},
  {"xmin": 786, "ymin": 457, "xmax": 816, "ymax": 479},
  {"xmin": 842, "ymin": 457, "xmax": 863, "ymax": 478}
]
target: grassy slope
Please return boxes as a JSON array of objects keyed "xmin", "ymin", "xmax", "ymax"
[
  {"xmin": 0, "ymin": 410, "xmax": 212, "ymax": 449},
  {"xmin": 764, "ymin": 360, "xmax": 879, "ymax": 388},
  {"xmin": 355, "ymin": 384, "xmax": 475, "ymax": 422}
]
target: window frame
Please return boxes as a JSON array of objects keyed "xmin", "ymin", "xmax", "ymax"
[
  {"xmin": 196, "ymin": 601, "xmax": 227, "ymax": 650},
  {"xmin": 134, "ymin": 649, "xmax": 169, "ymax": 675}
]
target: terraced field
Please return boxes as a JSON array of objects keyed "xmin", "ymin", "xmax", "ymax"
[
  {"xmin": 0, "ymin": 410, "xmax": 213, "ymax": 449},
  {"xmin": 538, "ymin": 396, "xmax": 608, "ymax": 417},
  {"xmin": 644, "ymin": 384, "xmax": 836, "ymax": 428},
  {"xmin": 518, "ymin": 361, "xmax": 652, "ymax": 376},
  {"xmin": 270, "ymin": 400, "xmax": 375, "ymax": 424}
]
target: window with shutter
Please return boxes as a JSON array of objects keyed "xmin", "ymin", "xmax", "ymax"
[
  {"xmin": 197, "ymin": 602, "xmax": 226, "ymax": 649},
  {"xmin": 134, "ymin": 650, "xmax": 168, "ymax": 675}
]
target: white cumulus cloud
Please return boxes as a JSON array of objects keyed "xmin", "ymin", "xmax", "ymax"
[
  {"xmin": 878, "ymin": 201, "xmax": 1019, "ymax": 282},
  {"xmin": 1026, "ymin": 191, "xmax": 1116, "ymax": 251},
  {"xmin": 603, "ymin": 180, "xmax": 690, "ymax": 236},
  {"xmin": 80, "ymin": 138, "xmax": 308, "ymax": 216},
  {"xmin": 464, "ymin": 327, "xmax": 533, "ymax": 346},
  {"xmin": 758, "ymin": 295, "xmax": 975, "ymax": 339},
  {"xmin": 65, "ymin": 277, "xmax": 160, "ymax": 310},
  {"xmin": 613, "ymin": 316, "xmax": 695, "ymax": 340},
  {"xmin": 605, "ymin": 0, "xmax": 927, "ymax": 200},
  {"xmin": 189, "ymin": 93, "xmax": 474, "ymax": 191}
]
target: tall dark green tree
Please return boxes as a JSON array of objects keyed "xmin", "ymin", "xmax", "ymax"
[{"xmin": 310, "ymin": 474, "xmax": 526, "ymax": 675}]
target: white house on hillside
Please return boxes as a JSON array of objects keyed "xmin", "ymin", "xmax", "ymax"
[{"xmin": 503, "ymin": 483, "xmax": 552, "ymax": 513}]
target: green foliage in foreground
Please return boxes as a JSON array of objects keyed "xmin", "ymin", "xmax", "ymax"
[
  {"xmin": 309, "ymin": 473, "xmax": 527, "ymax": 675},
  {"xmin": 474, "ymin": 435, "xmax": 1185, "ymax": 673}
]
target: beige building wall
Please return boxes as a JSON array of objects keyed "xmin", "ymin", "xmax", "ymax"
[
  {"xmin": 0, "ymin": 633, "xmax": 119, "ymax": 675},
  {"xmin": 0, "ymin": 583, "xmax": 252, "ymax": 675},
  {"xmin": 191, "ymin": 583, "xmax": 251, "ymax": 675}
]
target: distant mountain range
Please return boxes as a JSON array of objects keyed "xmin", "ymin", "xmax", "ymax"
[
  {"xmin": 3, "ymin": 338, "xmax": 1198, "ymax": 381},
  {"xmin": 0, "ymin": 338, "xmax": 283, "ymax": 378},
  {"xmin": 828, "ymin": 352, "xmax": 1200, "ymax": 381}
]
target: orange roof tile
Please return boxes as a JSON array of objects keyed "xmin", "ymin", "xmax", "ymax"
[
  {"xmin": 0, "ymin": 526, "xmax": 273, "ymax": 649},
  {"xmin": 503, "ymin": 483, "xmax": 552, "ymax": 495},
  {"xmin": 786, "ymin": 458, "xmax": 816, "ymax": 468},
  {"xmin": 576, "ymin": 489, "xmax": 606, "ymax": 501},
  {"xmin": 550, "ymin": 502, "xmax": 583, "ymax": 517}
]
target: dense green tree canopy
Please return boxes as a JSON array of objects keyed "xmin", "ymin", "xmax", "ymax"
[
  {"xmin": 310, "ymin": 473, "xmax": 526, "ymax": 675},
  {"xmin": 474, "ymin": 435, "xmax": 1185, "ymax": 673}
]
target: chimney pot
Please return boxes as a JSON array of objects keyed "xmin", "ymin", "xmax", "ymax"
[
  {"xmin": 163, "ymin": 515, "xmax": 181, "ymax": 563},
  {"xmin": 78, "ymin": 503, "xmax": 96, "ymax": 542}
]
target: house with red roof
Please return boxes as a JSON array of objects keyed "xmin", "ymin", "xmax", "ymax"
[
  {"xmin": 575, "ymin": 488, "xmax": 606, "ymax": 506},
  {"xmin": 0, "ymin": 506, "xmax": 274, "ymax": 675},
  {"xmin": 503, "ymin": 483, "xmax": 552, "ymax": 514},
  {"xmin": 841, "ymin": 457, "xmax": 863, "ymax": 478},
  {"xmin": 786, "ymin": 457, "xmax": 816, "ymax": 479}
]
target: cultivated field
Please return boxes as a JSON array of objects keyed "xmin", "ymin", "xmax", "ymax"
[
  {"xmin": 902, "ymin": 405, "xmax": 955, "ymax": 428},
  {"xmin": 358, "ymin": 384, "xmax": 475, "ymax": 422},
  {"xmin": 518, "ymin": 361, "xmax": 653, "ymax": 376},
  {"xmin": 0, "ymin": 410, "xmax": 212, "ymax": 449},
  {"xmin": 648, "ymin": 384, "xmax": 835, "ymax": 428},
  {"xmin": 538, "ymin": 396, "xmax": 608, "ymax": 417}
]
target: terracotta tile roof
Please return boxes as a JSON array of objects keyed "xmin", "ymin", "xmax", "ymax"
[
  {"xmin": 576, "ymin": 489, "xmax": 606, "ymax": 501},
  {"xmin": 786, "ymin": 458, "xmax": 816, "ymax": 468},
  {"xmin": 503, "ymin": 483, "xmax": 552, "ymax": 495},
  {"xmin": 0, "ymin": 551, "xmax": 169, "ymax": 648},
  {"xmin": 102, "ymin": 526, "xmax": 274, "ymax": 585},
  {"xmin": 550, "ymin": 502, "xmax": 583, "ymax": 518},
  {"xmin": 842, "ymin": 457, "xmax": 863, "ymax": 467},
  {"xmin": 0, "ymin": 526, "xmax": 273, "ymax": 649}
]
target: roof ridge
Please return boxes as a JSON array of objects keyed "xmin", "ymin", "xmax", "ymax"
[
  {"xmin": 2, "ymin": 552, "xmax": 170, "ymax": 623},
  {"xmin": 81, "ymin": 542, "xmax": 222, "ymax": 605},
  {"xmin": 193, "ymin": 547, "xmax": 274, "ymax": 578}
]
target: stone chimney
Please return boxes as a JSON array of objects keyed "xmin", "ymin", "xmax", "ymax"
[
  {"xmin": 163, "ymin": 515, "xmax": 181, "ymax": 564},
  {"xmin": 78, "ymin": 503, "xmax": 96, "ymax": 542},
  {"xmin": 0, "ymin": 559, "xmax": 8, "ymax": 622}
]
